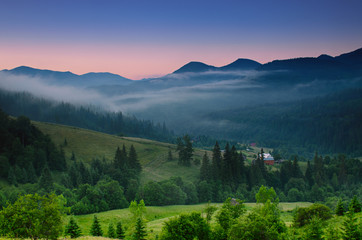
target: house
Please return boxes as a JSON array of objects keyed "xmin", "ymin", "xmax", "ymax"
[
  {"xmin": 258, "ymin": 153, "xmax": 275, "ymax": 165},
  {"xmin": 263, "ymin": 153, "xmax": 275, "ymax": 165}
]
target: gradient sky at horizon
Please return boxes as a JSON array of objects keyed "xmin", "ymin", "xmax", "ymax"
[{"xmin": 1, "ymin": 0, "xmax": 362, "ymax": 79}]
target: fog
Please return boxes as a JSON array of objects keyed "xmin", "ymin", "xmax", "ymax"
[{"xmin": 1, "ymin": 69, "xmax": 360, "ymax": 136}]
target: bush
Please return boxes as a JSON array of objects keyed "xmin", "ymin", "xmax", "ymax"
[{"xmin": 293, "ymin": 203, "xmax": 332, "ymax": 227}]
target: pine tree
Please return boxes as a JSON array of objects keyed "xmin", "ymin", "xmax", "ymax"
[
  {"xmin": 132, "ymin": 217, "xmax": 147, "ymax": 240},
  {"xmin": 291, "ymin": 156, "xmax": 303, "ymax": 178},
  {"xmin": 335, "ymin": 199, "xmax": 345, "ymax": 216},
  {"xmin": 349, "ymin": 195, "xmax": 361, "ymax": 213},
  {"xmin": 116, "ymin": 221, "xmax": 125, "ymax": 239},
  {"xmin": 65, "ymin": 216, "xmax": 82, "ymax": 238},
  {"xmin": 129, "ymin": 145, "xmax": 141, "ymax": 173},
  {"xmin": 27, "ymin": 163, "xmax": 37, "ymax": 183},
  {"xmin": 342, "ymin": 206, "xmax": 361, "ymax": 240},
  {"xmin": 7, "ymin": 166, "xmax": 17, "ymax": 186},
  {"xmin": 38, "ymin": 165, "xmax": 53, "ymax": 192},
  {"xmin": 200, "ymin": 152, "xmax": 210, "ymax": 181},
  {"xmin": 211, "ymin": 142, "xmax": 222, "ymax": 180},
  {"xmin": 107, "ymin": 223, "xmax": 116, "ymax": 238},
  {"xmin": 71, "ymin": 151, "xmax": 76, "ymax": 161},
  {"xmin": 305, "ymin": 160, "xmax": 314, "ymax": 187},
  {"xmin": 167, "ymin": 148, "xmax": 173, "ymax": 161},
  {"xmin": 222, "ymin": 143, "xmax": 232, "ymax": 182},
  {"xmin": 90, "ymin": 215, "xmax": 103, "ymax": 236}
]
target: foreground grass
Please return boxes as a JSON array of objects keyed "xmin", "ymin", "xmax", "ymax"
[
  {"xmin": 33, "ymin": 121, "xmax": 206, "ymax": 184},
  {"xmin": 68, "ymin": 202, "xmax": 312, "ymax": 239}
]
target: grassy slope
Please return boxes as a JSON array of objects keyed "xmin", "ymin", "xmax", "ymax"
[
  {"xmin": 68, "ymin": 202, "xmax": 313, "ymax": 239},
  {"xmin": 33, "ymin": 121, "xmax": 206, "ymax": 184}
]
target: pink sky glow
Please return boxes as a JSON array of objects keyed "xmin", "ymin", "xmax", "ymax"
[{"xmin": 0, "ymin": 42, "xmax": 359, "ymax": 80}]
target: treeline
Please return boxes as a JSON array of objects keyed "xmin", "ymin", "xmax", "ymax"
[
  {"xmin": 0, "ymin": 109, "xmax": 66, "ymax": 186},
  {"xmin": 195, "ymin": 142, "xmax": 361, "ymax": 205},
  {"xmin": 0, "ymin": 111, "xmax": 143, "ymax": 214},
  {"xmin": 0, "ymin": 90, "xmax": 174, "ymax": 142},
  {"xmin": 205, "ymin": 88, "xmax": 362, "ymax": 157}
]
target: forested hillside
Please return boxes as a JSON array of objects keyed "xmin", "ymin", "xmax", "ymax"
[
  {"xmin": 0, "ymin": 90, "xmax": 174, "ymax": 143},
  {"xmin": 205, "ymin": 88, "xmax": 362, "ymax": 156}
]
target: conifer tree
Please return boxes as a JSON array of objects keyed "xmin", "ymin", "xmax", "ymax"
[
  {"xmin": 38, "ymin": 164, "xmax": 53, "ymax": 192},
  {"xmin": 129, "ymin": 145, "xmax": 141, "ymax": 173},
  {"xmin": 27, "ymin": 163, "xmax": 37, "ymax": 183},
  {"xmin": 65, "ymin": 216, "xmax": 82, "ymax": 238},
  {"xmin": 291, "ymin": 156, "xmax": 303, "ymax": 178},
  {"xmin": 222, "ymin": 143, "xmax": 232, "ymax": 182},
  {"xmin": 200, "ymin": 152, "xmax": 210, "ymax": 181},
  {"xmin": 132, "ymin": 217, "xmax": 147, "ymax": 240},
  {"xmin": 116, "ymin": 221, "xmax": 125, "ymax": 239},
  {"xmin": 7, "ymin": 166, "xmax": 17, "ymax": 186},
  {"xmin": 211, "ymin": 141, "xmax": 222, "ymax": 180},
  {"xmin": 335, "ymin": 199, "xmax": 345, "ymax": 216},
  {"xmin": 349, "ymin": 195, "xmax": 361, "ymax": 213},
  {"xmin": 305, "ymin": 160, "xmax": 314, "ymax": 187},
  {"xmin": 167, "ymin": 148, "xmax": 173, "ymax": 161},
  {"xmin": 90, "ymin": 215, "xmax": 103, "ymax": 236},
  {"xmin": 342, "ymin": 206, "xmax": 361, "ymax": 240},
  {"xmin": 108, "ymin": 223, "xmax": 116, "ymax": 238}
]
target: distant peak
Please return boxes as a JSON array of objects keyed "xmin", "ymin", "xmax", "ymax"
[
  {"xmin": 173, "ymin": 61, "xmax": 217, "ymax": 74},
  {"xmin": 220, "ymin": 58, "xmax": 261, "ymax": 70}
]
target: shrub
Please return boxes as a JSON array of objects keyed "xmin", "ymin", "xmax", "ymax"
[{"xmin": 293, "ymin": 203, "xmax": 332, "ymax": 227}]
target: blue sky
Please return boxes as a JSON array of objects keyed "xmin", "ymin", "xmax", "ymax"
[{"xmin": 1, "ymin": 0, "xmax": 361, "ymax": 79}]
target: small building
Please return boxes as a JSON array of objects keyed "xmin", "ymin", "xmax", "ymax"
[
  {"xmin": 263, "ymin": 153, "xmax": 275, "ymax": 165},
  {"xmin": 258, "ymin": 153, "xmax": 275, "ymax": 165}
]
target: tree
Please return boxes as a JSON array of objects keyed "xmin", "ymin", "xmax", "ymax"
[
  {"xmin": 132, "ymin": 217, "xmax": 147, "ymax": 240},
  {"xmin": 116, "ymin": 221, "xmax": 125, "ymax": 239},
  {"xmin": 129, "ymin": 145, "xmax": 141, "ymax": 173},
  {"xmin": 255, "ymin": 185, "xmax": 278, "ymax": 204},
  {"xmin": 349, "ymin": 195, "xmax": 361, "ymax": 213},
  {"xmin": 108, "ymin": 223, "xmax": 116, "ymax": 238},
  {"xmin": 305, "ymin": 160, "xmax": 314, "ymax": 186},
  {"xmin": 90, "ymin": 215, "xmax": 103, "ymax": 236},
  {"xmin": 65, "ymin": 216, "xmax": 82, "ymax": 238},
  {"xmin": 7, "ymin": 166, "xmax": 17, "ymax": 186},
  {"xmin": 167, "ymin": 148, "xmax": 173, "ymax": 161},
  {"xmin": 160, "ymin": 212, "xmax": 210, "ymax": 240},
  {"xmin": 38, "ymin": 164, "xmax": 54, "ymax": 192},
  {"xmin": 200, "ymin": 152, "xmax": 210, "ymax": 181},
  {"xmin": 216, "ymin": 197, "xmax": 246, "ymax": 232},
  {"xmin": 211, "ymin": 142, "xmax": 222, "ymax": 180},
  {"xmin": 204, "ymin": 201, "xmax": 218, "ymax": 223},
  {"xmin": 342, "ymin": 206, "xmax": 361, "ymax": 240},
  {"xmin": 304, "ymin": 217, "xmax": 323, "ymax": 240},
  {"xmin": 0, "ymin": 193, "xmax": 64, "ymax": 240},
  {"xmin": 335, "ymin": 199, "xmax": 345, "ymax": 216},
  {"xmin": 176, "ymin": 135, "xmax": 193, "ymax": 166},
  {"xmin": 293, "ymin": 203, "xmax": 332, "ymax": 227},
  {"xmin": 129, "ymin": 200, "xmax": 146, "ymax": 220}
]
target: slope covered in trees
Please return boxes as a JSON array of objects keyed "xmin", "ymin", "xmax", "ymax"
[
  {"xmin": 205, "ymin": 88, "xmax": 362, "ymax": 156},
  {"xmin": 0, "ymin": 90, "xmax": 173, "ymax": 142}
]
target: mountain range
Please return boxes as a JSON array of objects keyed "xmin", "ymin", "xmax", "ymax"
[
  {"xmin": 1, "ymin": 47, "xmax": 362, "ymax": 156},
  {"xmin": 2, "ymin": 47, "xmax": 361, "ymax": 84}
]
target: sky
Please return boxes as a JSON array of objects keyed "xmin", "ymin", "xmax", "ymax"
[{"xmin": 0, "ymin": 0, "xmax": 362, "ymax": 79}]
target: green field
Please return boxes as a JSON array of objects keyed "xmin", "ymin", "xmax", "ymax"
[
  {"xmin": 67, "ymin": 202, "xmax": 313, "ymax": 239},
  {"xmin": 33, "ymin": 121, "xmax": 207, "ymax": 184}
]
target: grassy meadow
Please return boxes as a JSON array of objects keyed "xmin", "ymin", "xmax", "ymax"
[
  {"xmin": 33, "ymin": 121, "xmax": 207, "ymax": 184},
  {"xmin": 66, "ymin": 202, "xmax": 313, "ymax": 239}
]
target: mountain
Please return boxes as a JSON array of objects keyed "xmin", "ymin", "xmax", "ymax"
[
  {"xmin": 259, "ymin": 48, "xmax": 362, "ymax": 71},
  {"xmin": 1, "ymin": 66, "xmax": 133, "ymax": 87},
  {"xmin": 173, "ymin": 61, "xmax": 218, "ymax": 73},
  {"xmin": 220, "ymin": 58, "xmax": 261, "ymax": 71},
  {"xmin": 173, "ymin": 59, "xmax": 261, "ymax": 74},
  {"xmin": 335, "ymin": 47, "xmax": 362, "ymax": 67}
]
